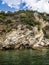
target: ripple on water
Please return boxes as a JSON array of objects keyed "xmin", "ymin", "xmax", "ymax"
[{"xmin": 0, "ymin": 49, "xmax": 49, "ymax": 65}]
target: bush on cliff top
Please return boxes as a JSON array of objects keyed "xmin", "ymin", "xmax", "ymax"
[{"xmin": 0, "ymin": 10, "xmax": 48, "ymax": 38}]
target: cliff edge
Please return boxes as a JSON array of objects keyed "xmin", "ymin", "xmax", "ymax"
[{"xmin": 0, "ymin": 10, "xmax": 49, "ymax": 50}]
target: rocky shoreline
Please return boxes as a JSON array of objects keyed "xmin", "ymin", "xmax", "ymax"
[{"xmin": 0, "ymin": 24, "xmax": 49, "ymax": 50}]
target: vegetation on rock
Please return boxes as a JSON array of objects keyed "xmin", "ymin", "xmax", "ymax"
[{"xmin": 0, "ymin": 10, "xmax": 49, "ymax": 50}]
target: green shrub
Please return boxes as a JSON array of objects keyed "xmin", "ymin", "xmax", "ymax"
[
  {"xmin": 5, "ymin": 19, "xmax": 12, "ymax": 24},
  {"xmin": 0, "ymin": 18, "xmax": 4, "ymax": 22},
  {"xmin": 45, "ymin": 35, "xmax": 49, "ymax": 39}
]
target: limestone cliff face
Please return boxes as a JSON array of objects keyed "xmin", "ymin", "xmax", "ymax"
[
  {"xmin": 0, "ymin": 24, "xmax": 49, "ymax": 50},
  {"xmin": 0, "ymin": 10, "xmax": 49, "ymax": 50}
]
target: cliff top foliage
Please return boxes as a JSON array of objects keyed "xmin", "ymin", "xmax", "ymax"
[{"xmin": 0, "ymin": 10, "xmax": 49, "ymax": 38}]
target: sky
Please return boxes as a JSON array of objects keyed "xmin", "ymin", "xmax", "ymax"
[{"xmin": 0, "ymin": 0, "xmax": 49, "ymax": 13}]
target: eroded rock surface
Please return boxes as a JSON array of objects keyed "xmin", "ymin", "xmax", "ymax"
[{"xmin": 0, "ymin": 24, "xmax": 49, "ymax": 50}]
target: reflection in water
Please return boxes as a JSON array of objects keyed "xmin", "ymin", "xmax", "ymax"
[
  {"xmin": 41, "ymin": 49, "xmax": 48, "ymax": 55},
  {"xmin": 0, "ymin": 49, "xmax": 49, "ymax": 65}
]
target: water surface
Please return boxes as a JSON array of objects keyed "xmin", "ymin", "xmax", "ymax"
[{"xmin": 0, "ymin": 49, "xmax": 49, "ymax": 65}]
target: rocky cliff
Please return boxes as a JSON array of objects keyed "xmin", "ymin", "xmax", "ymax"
[{"xmin": 0, "ymin": 10, "xmax": 49, "ymax": 50}]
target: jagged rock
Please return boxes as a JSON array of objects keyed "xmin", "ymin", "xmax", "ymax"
[
  {"xmin": 0, "ymin": 23, "xmax": 49, "ymax": 50},
  {"xmin": 45, "ymin": 39, "xmax": 49, "ymax": 47}
]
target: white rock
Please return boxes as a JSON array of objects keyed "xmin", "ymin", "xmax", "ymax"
[{"xmin": 38, "ymin": 42, "xmax": 45, "ymax": 46}]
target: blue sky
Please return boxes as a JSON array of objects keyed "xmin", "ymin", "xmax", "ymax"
[
  {"xmin": 0, "ymin": 0, "xmax": 49, "ymax": 13},
  {"xmin": 0, "ymin": 0, "xmax": 16, "ymax": 12},
  {"xmin": 0, "ymin": 0, "xmax": 29, "ymax": 12}
]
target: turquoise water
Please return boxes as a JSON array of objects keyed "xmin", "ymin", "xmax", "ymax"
[{"xmin": 0, "ymin": 49, "xmax": 49, "ymax": 65}]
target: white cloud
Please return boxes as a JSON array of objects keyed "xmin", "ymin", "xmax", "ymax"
[
  {"xmin": 2, "ymin": 0, "xmax": 21, "ymax": 9},
  {"xmin": 2, "ymin": 0, "xmax": 49, "ymax": 13}
]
